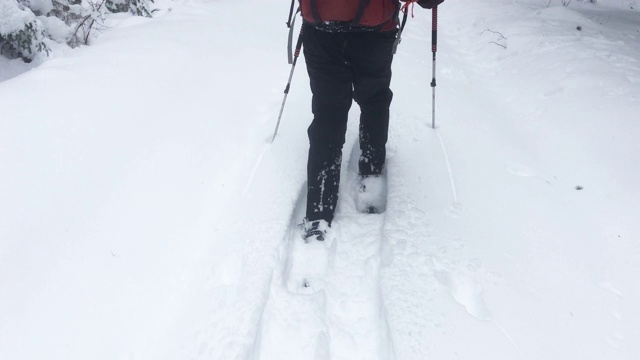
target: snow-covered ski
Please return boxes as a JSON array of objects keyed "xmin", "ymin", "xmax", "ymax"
[{"xmin": 255, "ymin": 140, "xmax": 394, "ymax": 359}]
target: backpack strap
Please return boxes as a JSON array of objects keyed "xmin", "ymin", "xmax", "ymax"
[
  {"xmin": 309, "ymin": 0, "xmax": 322, "ymax": 23},
  {"xmin": 351, "ymin": 0, "xmax": 372, "ymax": 25},
  {"xmin": 392, "ymin": 5, "xmax": 409, "ymax": 54}
]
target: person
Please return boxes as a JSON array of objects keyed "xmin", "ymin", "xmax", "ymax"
[{"xmin": 300, "ymin": 0, "xmax": 444, "ymax": 241}]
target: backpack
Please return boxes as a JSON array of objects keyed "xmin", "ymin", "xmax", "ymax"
[
  {"xmin": 297, "ymin": 0, "xmax": 400, "ymax": 30},
  {"xmin": 285, "ymin": 0, "xmax": 407, "ymax": 64}
]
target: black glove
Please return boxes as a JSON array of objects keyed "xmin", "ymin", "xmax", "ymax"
[{"xmin": 416, "ymin": 0, "xmax": 444, "ymax": 9}]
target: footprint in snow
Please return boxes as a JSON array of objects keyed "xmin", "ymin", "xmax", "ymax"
[{"xmin": 436, "ymin": 270, "xmax": 491, "ymax": 321}]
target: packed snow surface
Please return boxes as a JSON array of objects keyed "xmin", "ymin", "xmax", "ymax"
[{"xmin": 1, "ymin": 0, "xmax": 639, "ymax": 359}]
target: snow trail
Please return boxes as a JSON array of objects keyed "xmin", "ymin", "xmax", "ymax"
[
  {"xmin": 321, "ymin": 140, "xmax": 394, "ymax": 360},
  {"xmin": 241, "ymin": 144, "xmax": 270, "ymax": 198},
  {"xmin": 377, "ymin": 114, "xmax": 459, "ymax": 359},
  {"xmin": 255, "ymin": 137, "xmax": 394, "ymax": 360},
  {"xmin": 254, "ymin": 185, "xmax": 330, "ymax": 359},
  {"xmin": 435, "ymin": 130, "xmax": 458, "ymax": 203},
  {"xmin": 3, "ymin": 1, "xmax": 640, "ymax": 359}
]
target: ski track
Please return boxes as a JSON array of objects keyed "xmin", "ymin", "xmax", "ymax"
[
  {"xmin": 377, "ymin": 115, "xmax": 450, "ymax": 360},
  {"xmin": 253, "ymin": 109, "xmax": 480, "ymax": 360},
  {"xmin": 377, "ymin": 109, "xmax": 503, "ymax": 358},
  {"xmin": 253, "ymin": 184, "xmax": 330, "ymax": 359},
  {"xmin": 256, "ymin": 135, "xmax": 394, "ymax": 360},
  {"xmin": 324, "ymin": 140, "xmax": 394, "ymax": 360}
]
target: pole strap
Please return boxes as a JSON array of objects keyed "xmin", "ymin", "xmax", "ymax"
[
  {"xmin": 286, "ymin": 0, "xmax": 296, "ymax": 28},
  {"xmin": 392, "ymin": 2, "xmax": 410, "ymax": 54}
]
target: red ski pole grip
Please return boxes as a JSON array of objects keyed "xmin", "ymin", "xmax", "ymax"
[
  {"xmin": 431, "ymin": 7, "xmax": 438, "ymax": 53},
  {"xmin": 294, "ymin": 27, "xmax": 304, "ymax": 58},
  {"xmin": 432, "ymin": 7, "xmax": 437, "ymax": 29}
]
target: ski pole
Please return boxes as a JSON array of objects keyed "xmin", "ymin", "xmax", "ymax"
[
  {"xmin": 430, "ymin": 6, "xmax": 438, "ymax": 129},
  {"xmin": 272, "ymin": 26, "xmax": 304, "ymax": 143}
]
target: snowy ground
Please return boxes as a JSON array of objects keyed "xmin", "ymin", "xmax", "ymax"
[{"xmin": 1, "ymin": 0, "xmax": 639, "ymax": 359}]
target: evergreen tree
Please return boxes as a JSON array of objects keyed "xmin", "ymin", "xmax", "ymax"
[{"xmin": 0, "ymin": 0, "xmax": 50, "ymax": 62}]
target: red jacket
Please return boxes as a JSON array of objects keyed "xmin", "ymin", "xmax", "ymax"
[{"xmin": 300, "ymin": 0, "xmax": 400, "ymax": 32}]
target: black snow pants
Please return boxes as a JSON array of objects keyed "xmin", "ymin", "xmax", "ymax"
[{"xmin": 303, "ymin": 23, "xmax": 396, "ymax": 224}]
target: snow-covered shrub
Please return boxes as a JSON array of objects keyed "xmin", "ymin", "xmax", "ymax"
[
  {"xmin": 18, "ymin": 0, "xmax": 55, "ymax": 15},
  {"xmin": 67, "ymin": 0, "xmax": 109, "ymax": 47},
  {"xmin": 1, "ymin": 0, "xmax": 156, "ymax": 62},
  {"xmin": 106, "ymin": 0, "xmax": 154, "ymax": 17},
  {"xmin": 0, "ymin": 0, "xmax": 50, "ymax": 62}
]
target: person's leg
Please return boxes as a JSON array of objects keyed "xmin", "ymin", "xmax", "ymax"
[
  {"xmin": 303, "ymin": 24, "xmax": 354, "ymax": 225},
  {"xmin": 347, "ymin": 30, "xmax": 396, "ymax": 176}
]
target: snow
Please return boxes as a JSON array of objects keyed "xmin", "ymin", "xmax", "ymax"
[
  {"xmin": 285, "ymin": 217, "xmax": 335, "ymax": 293},
  {"xmin": 1, "ymin": 0, "xmax": 639, "ymax": 359},
  {"xmin": 356, "ymin": 173, "xmax": 388, "ymax": 213},
  {"xmin": 0, "ymin": 56, "xmax": 35, "ymax": 82},
  {"xmin": 37, "ymin": 15, "xmax": 73, "ymax": 43},
  {"xmin": 27, "ymin": 0, "xmax": 55, "ymax": 15},
  {"xmin": 0, "ymin": 0, "xmax": 36, "ymax": 35}
]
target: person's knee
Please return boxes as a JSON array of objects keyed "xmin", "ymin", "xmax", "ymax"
[
  {"xmin": 355, "ymin": 87, "xmax": 393, "ymax": 108},
  {"xmin": 308, "ymin": 119, "xmax": 348, "ymax": 145}
]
